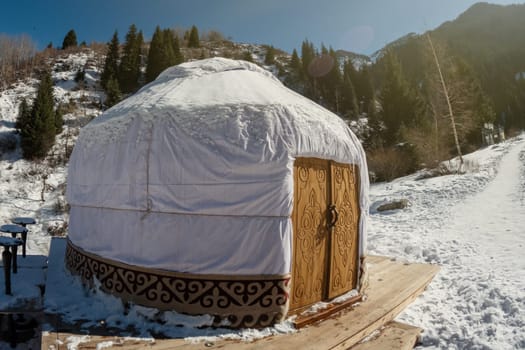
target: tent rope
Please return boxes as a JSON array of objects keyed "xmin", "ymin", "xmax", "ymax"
[{"xmin": 142, "ymin": 121, "xmax": 154, "ymax": 221}]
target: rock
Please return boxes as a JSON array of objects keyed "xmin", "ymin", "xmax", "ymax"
[{"xmin": 376, "ymin": 199, "xmax": 409, "ymax": 212}]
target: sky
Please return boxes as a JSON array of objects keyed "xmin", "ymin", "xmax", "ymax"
[{"xmin": 1, "ymin": 0, "xmax": 525, "ymax": 55}]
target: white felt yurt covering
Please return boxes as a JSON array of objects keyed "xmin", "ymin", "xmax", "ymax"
[{"xmin": 67, "ymin": 57, "xmax": 368, "ymax": 278}]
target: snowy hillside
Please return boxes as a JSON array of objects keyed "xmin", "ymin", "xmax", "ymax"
[
  {"xmin": 336, "ymin": 49, "xmax": 371, "ymax": 70},
  {"xmin": 0, "ymin": 49, "xmax": 104, "ymax": 255}
]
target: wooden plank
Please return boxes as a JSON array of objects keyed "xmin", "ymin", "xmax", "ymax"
[
  {"xmin": 41, "ymin": 258, "xmax": 439, "ymax": 350},
  {"xmin": 364, "ymin": 255, "xmax": 385, "ymax": 264},
  {"xmin": 350, "ymin": 321, "xmax": 422, "ymax": 350},
  {"xmin": 365, "ymin": 255, "xmax": 392, "ymax": 266},
  {"xmin": 293, "ymin": 294, "xmax": 362, "ymax": 329},
  {"xmin": 330, "ymin": 263, "xmax": 438, "ymax": 350},
  {"xmin": 41, "ymin": 333, "xmax": 191, "ymax": 349},
  {"xmin": 211, "ymin": 261, "xmax": 439, "ymax": 350}
]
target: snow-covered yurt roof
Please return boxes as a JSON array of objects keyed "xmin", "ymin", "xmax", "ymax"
[{"xmin": 67, "ymin": 57, "xmax": 368, "ymax": 276}]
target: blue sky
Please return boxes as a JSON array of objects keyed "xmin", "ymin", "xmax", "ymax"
[{"xmin": 1, "ymin": 0, "xmax": 525, "ymax": 55}]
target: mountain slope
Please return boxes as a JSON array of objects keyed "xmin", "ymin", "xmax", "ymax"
[{"xmin": 371, "ymin": 2, "xmax": 525, "ymax": 131}]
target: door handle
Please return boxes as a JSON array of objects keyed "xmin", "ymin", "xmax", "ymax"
[{"xmin": 327, "ymin": 204, "xmax": 339, "ymax": 229}]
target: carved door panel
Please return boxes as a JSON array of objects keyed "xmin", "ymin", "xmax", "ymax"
[
  {"xmin": 291, "ymin": 158, "xmax": 360, "ymax": 311},
  {"xmin": 328, "ymin": 162, "xmax": 360, "ymax": 298},
  {"xmin": 291, "ymin": 158, "xmax": 330, "ymax": 311}
]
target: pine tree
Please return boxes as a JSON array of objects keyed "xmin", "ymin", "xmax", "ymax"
[
  {"xmin": 62, "ymin": 29, "xmax": 78, "ymax": 50},
  {"xmin": 16, "ymin": 98, "xmax": 31, "ymax": 131},
  {"xmin": 173, "ymin": 33, "xmax": 184, "ymax": 64},
  {"xmin": 378, "ymin": 50, "xmax": 422, "ymax": 146},
  {"xmin": 319, "ymin": 47, "xmax": 342, "ymax": 112},
  {"xmin": 105, "ymin": 77, "xmax": 122, "ymax": 108},
  {"xmin": 21, "ymin": 70, "xmax": 56, "ymax": 159},
  {"xmin": 344, "ymin": 60, "xmax": 368, "ymax": 113},
  {"xmin": 242, "ymin": 51, "xmax": 253, "ymax": 62},
  {"xmin": 101, "ymin": 31, "xmax": 120, "ymax": 90},
  {"xmin": 137, "ymin": 30, "xmax": 144, "ymax": 50},
  {"xmin": 161, "ymin": 28, "xmax": 176, "ymax": 67},
  {"xmin": 284, "ymin": 49, "xmax": 303, "ymax": 91},
  {"xmin": 74, "ymin": 69, "xmax": 86, "ymax": 84},
  {"xmin": 264, "ymin": 46, "xmax": 276, "ymax": 65},
  {"xmin": 301, "ymin": 40, "xmax": 317, "ymax": 99},
  {"xmin": 146, "ymin": 26, "xmax": 164, "ymax": 83},
  {"xmin": 454, "ymin": 56, "xmax": 496, "ymax": 147},
  {"xmin": 290, "ymin": 49, "xmax": 302, "ymax": 77},
  {"xmin": 119, "ymin": 24, "xmax": 142, "ymax": 93},
  {"xmin": 365, "ymin": 100, "xmax": 383, "ymax": 150},
  {"xmin": 508, "ymin": 79, "xmax": 525, "ymax": 130},
  {"xmin": 146, "ymin": 27, "xmax": 181, "ymax": 83},
  {"xmin": 320, "ymin": 44, "xmax": 329, "ymax": 55},
  {"xmin": 301, "ymin": 40, "xmax": 315, "ymax": 76},
  {"xmin": 188, "ymin": 25, "xmax": 200, "ymax": 48},
  {"xmin": 341, "ymin": 61, "xmax": 359, "ymax": 120},
  {"xmin": 54, "ymin": 105, "xmax": 64, "ymax": 134},
  {"xmin": 354, "ymin": 66, "xmax": 375, "ymax": 114},
  {"xmin": 137, "ymin": 30, "xmax": 145, "ymax": 86}
]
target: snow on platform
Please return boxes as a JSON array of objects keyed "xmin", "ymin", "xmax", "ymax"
[
  {"xmin": 0, "ymin": 253, "xmax": 46, "ymax": 311},
  {"xmin": 41, "ymin": 255, "xmax": 439, "ymax": 349}
]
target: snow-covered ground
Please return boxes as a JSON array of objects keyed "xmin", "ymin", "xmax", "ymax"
[
  {"xmin": 369, "ymin": 135, "xmax": 525, "ymax": 349},
  {"xmin": 0, "ymin": 50, "xmax": 103, "ymax": 257},
  {"xmin": 1, "ymin": 50, "xmax": 524, "ymax": 349}
]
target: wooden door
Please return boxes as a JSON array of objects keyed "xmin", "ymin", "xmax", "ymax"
[
  {"xmin": 291, "ymin": 158, "xmax": 330, "ymax": 310},
  {"xmin": 291, "ymin": 158, "xmax": 360, "ymax": 311},
  {"xmin": 328, "ymin": 162, "xmax": 360, "ymax": 298}
]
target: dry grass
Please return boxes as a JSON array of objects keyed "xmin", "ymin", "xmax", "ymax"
[{"xmin": 367, "ymin": 146, "xmax": 418, "ymax": 182}]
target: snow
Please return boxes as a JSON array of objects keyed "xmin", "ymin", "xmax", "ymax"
[
  {"xmin": 368, "ymin": 134, "xmax": 525, "ymax": 349},
  {"xmin": 0, "ymin": 254, "xmax": 47, "ymax": 310},
  {"xmin": 1, "ymin": 49, "xmax": 524, "ymax": 349}
]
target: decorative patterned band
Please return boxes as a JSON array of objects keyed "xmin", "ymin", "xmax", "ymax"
[{"xmin": 65, "ymin": 239, "xmax": 291, "ymax": 328}]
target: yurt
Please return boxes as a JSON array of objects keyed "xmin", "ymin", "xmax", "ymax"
[{"xmin": 66, "ymin": 58, "xmax": 369, "ymax": 328}]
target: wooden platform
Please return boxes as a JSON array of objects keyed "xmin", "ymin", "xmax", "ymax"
[
  {"xmin": 351, "ymin": 321, "xmax": 422, "ymax": 350},
  {"xmin": 41, "ymin": 256, "xmax": 439, "ymax": 350}
]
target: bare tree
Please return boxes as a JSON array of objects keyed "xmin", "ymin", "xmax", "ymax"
[
  {"xmin": 426, "ymin": 33, "xmax": 464, "ymax": 170},
  {"xmin": 401, "ymin": 34, "xmax": 491, "ymax": 172},
  {"xmin": 0, "ymin": 34, "xmax": 37, "ymax": 88},
  {"xmin": 201, "ymin": 29, "xmax": 225, "ymax": 42}
]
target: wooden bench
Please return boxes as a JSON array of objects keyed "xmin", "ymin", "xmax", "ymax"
[{"xmin": 0, "ymin": 236, "xmax": 23, "ymax": 295}]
